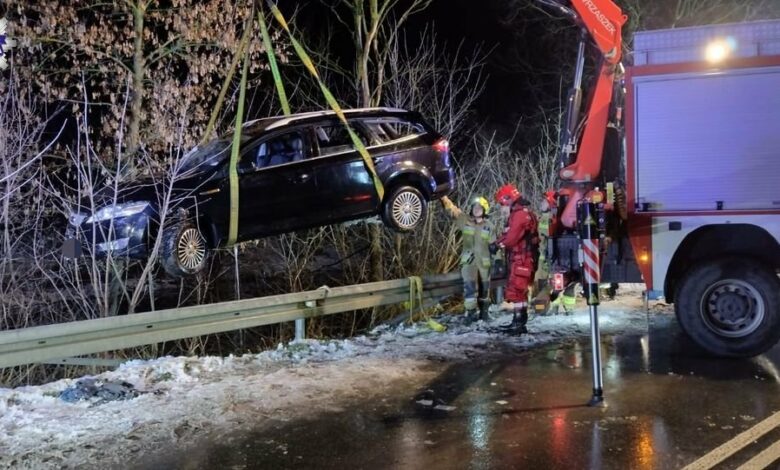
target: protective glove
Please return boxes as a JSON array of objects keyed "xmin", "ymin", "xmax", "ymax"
[{"xmin": 492, "ymin": 258, "xmax": 507, "ymax": 278}]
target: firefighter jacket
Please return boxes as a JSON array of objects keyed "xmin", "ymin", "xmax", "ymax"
[
  {"xmin": 442, "ymin": 199, "xmax": 495, "ymax": 270},
  {"xmin": 535, "ymin": 210, "xmax": 553, "ymax": 282},
  {"xmin": 498, "ymin": 203, "xmax": 538, "ymax": 261},
  {"xmin": 456, "ymin": 213, "xmax": 494, "ymax": 270},
  {"xmin": 538, "ymin": 211, "xmax": 552, "ymax": 237}
]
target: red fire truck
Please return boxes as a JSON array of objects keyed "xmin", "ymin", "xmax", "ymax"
[{"xmin": 540, "ymin": 0, "xmax": 780, "ymax": 359}]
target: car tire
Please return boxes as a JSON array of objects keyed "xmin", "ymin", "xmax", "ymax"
[
  {"xmin": 382, "ymin": 186, "xmax": 428, "ymax": 232},
  {"xmin": 160, "ymin": 221, "xmax": 209, "ymax": 277},
  {"xmin": 675, "ymin": 257, "xmax": 780, "ymax": 358}
]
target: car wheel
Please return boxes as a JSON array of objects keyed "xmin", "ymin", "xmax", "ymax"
[
  {"xmin": 161, "ymin": 221, "xmax": 209, "ymax": 277},
  {"xmin": 382, "ymin": 186, "xmax": 427, "ymax": 232},
  {"xmin": 675, "ymin": 257, "xmax": 780, "ymax": 358}
]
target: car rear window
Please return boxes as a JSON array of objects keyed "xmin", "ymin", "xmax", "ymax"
[
  {"xmin": 361, "ymin": 118, "xmax": 427, "ymax": 144},
  {"xmin": 314, "ymin": 123, "xmax": 370, "ymax": 157}
]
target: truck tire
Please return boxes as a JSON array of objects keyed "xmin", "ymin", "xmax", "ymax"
[
  {"xmin": 160, "ymin": 221, "xmax": 209, "ymax": 277},
  {"xmin": 382, "ymin": 186, "xmax": 427, "ymax": 232},
  {"xmin": 675, "ymin": 257, "xmax": 780, "ymax": 358}
]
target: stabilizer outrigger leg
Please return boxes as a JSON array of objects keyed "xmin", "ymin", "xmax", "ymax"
[{"xmin": 577, "ymin": 198, "xmax": 606, "ymax": 407}]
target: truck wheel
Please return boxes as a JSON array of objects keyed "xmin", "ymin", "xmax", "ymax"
[
  {"xmin": 675, "ymin": 257, "xmax": 780, "ymax": 358},
  {"xmin": 161, "ymin": 221, "xmax": 209, "ymax": 277},
  {"xmin": 382, "ymin": 186, "xmax": 427, "ymax": 232}
]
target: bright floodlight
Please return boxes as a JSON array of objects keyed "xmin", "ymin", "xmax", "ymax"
[{"xmin": 705, "ymin": 38, "xmax": 736, "ymax": 63}]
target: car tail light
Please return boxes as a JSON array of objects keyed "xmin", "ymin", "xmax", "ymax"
[
  {"xmin": 433, "ymin": 138, "xmax": 449, "ymax": 153},
  {"xmin": 553, "ymin": 272, "xmax": 565, "ymax": 291}
]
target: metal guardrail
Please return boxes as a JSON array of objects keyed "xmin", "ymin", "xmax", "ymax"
[{"xmin": 0, "ymin": 272, "xmax": 477, "ymax": 369}]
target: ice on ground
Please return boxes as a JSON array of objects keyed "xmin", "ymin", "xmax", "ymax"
[{"xmin": 0, "ymin": 294, "xmax": 666, "ymax": 469}]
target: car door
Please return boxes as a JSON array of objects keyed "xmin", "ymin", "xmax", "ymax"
[
  {"xmin": 309, "ymin": 119, "xmax": 379, "ymax": 223},
  {"xmin": 236, "ymin": 129, "xmax": 318, "ymax": 239}
]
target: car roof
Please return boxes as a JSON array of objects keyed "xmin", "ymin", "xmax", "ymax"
[{"xmin": 240, "ymin": 107, "xmax": 416, "ymax": 135}]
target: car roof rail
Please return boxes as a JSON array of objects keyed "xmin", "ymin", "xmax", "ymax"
[{"xmin": 261, "ymin": 107, "xmax": 411, "ymax": 131}]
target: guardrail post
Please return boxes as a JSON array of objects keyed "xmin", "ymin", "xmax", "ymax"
[{"xmin": 295, "ymin": 318, "xmax": 305, "ymax": 341}]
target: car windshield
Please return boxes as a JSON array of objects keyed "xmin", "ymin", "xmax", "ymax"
[{"xmin": 179, "ymin": 139, "xmax": 232, "ymax": 173}]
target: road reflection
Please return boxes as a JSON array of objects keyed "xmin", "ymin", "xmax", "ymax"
[{"xmin": 138, "ymin": 317, "xmax": 780, "ymax": 470}]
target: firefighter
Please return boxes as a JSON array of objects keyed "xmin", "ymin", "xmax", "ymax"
[
  {"xmin": 441, "ymin": 195, "xmax": 495, "ymax": 323},
  {"xmin": 493, "ymin": 184, "xmax": 538, "ymax": 334},
  {"xmin": 532, "ymin": 190, "xmax": 557, "ymax": 314}
]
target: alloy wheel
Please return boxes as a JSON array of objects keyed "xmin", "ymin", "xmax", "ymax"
[
  {"xmin": 177, "ymin": 227, "xmax": 207, "ymax": 271},
  {"xmin": 391, "ymin": 191, "xmax": 423, "ymax": 229}
]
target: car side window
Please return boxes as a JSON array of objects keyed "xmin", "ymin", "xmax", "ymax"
[
  {"xmin": 314, "ymin": 123, "xmax": 370, "ymax": 157},
  {"xmin": 361, "ymin": 118, "xmax": 425, "ymax": 144},
  {"xmin": 240, "ymin": 131, "xmax": 306, "ymax": 172}
]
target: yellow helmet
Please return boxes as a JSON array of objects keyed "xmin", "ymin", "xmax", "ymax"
[{"xmin": 471, "ymin": 196, "xmax": 490, "ymax": 215}]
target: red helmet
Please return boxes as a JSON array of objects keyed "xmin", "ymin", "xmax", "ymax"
[
  {"xmin": 544, "ymin": 190, "xmax": 557, "ymax": 206},
  {"xmin": 495, "ymin": 184, "xmax": 521, "ymax": 206}
]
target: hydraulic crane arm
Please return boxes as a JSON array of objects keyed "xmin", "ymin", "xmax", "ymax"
[
  {"xmin": 535, "ymin": 0, "xmax": 627, "ymax": 406},
  {"xmin": 560, "ymin": 0, "xmax": 626, "ymax": 63},
  {"xmin": 537, "ymin": 0, "xmax": 627, "ymax": 227}
]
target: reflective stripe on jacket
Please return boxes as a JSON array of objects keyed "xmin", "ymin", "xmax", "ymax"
[{"xmin": 458, "ymin": 213, "xmax": 494, "ymax": 269}]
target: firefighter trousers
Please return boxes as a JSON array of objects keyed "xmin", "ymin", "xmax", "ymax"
[
  {"xmin": 506, "ymin": 253, "xmax": 534, "ymax": 305},
  {"xmin": 462, "ymin": 264, "xmax": 491, "ymax": 311}
]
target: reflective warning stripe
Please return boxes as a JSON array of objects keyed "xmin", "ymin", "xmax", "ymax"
[
  {"xmin": 582, "ymin": 239, "xmax": 600, "ymax": 285},
  {"xmin": 268, "ymin": 2, "xmax": 384, "ymax": 201}
]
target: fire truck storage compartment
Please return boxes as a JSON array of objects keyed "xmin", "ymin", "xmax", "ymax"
[
  {"xmin": 631, "ymin": 20, "xmax": 780, "ymax": 213},
  {"xmin": 631, "ymin": 67, "xmax": 780, "ymax": 212}
]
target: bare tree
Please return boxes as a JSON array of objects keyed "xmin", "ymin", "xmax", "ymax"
[
  {"xmin": 9, "ymin": 0, "xmax": 286, "ymax": 157},
  {"xmin": 384, "ymin": 27, "xmax": 488, "ymax": 147}
]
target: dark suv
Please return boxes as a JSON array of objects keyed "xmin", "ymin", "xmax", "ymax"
[{"xmin": 64, "ymin": 108, "xmax": 455, "ymax": 277}]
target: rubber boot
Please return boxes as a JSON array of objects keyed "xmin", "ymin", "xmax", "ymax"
[
  {"xmin": 498, "ymin": 310, "xmax": 517, "ymax": 331},
  {"xmin": 500, "ymin": 307, "xmax": 528, "ymax": 335},
  {"xmin": 517, "ymin": 307, "xmax": 529, "ymax": 334},
  {"xmin": 478, "ymin": 298, "xmax": 491, "ymax": 322}
]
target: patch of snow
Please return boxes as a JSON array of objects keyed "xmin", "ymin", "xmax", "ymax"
[{"xmin": 0, "ymin": 296, "xmax": 667, "ymax": 469}]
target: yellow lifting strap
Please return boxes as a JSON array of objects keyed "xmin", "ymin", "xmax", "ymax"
[
  {"xmin": 407, "ymin": 276, "xmax": 446, "ymax": 332},
  {"xmin": 258, "ymin": 8, "xmax": 291, "ymax": 116},
  {"xmin": 202, "ymin": 18, "xmax": 252, "ymax": 145},
  {"xmin": 408, "ymin": 275, "xmax": 423, "ymax": 323},
  {"xmin": 227, "ymin": 50, "xmax": 250, "ymax": 246},
  {"xmin": 205, "ymin": 3, "xmax": 386, "ymax": 247},
  {"xmin": 267, "ymin": 1, "xmax": 385, "ymax": 201}
]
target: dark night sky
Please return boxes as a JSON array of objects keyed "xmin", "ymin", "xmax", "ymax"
[{"xmin": 295, "ymin": 0, "xmax": 582, "ymax": 146}]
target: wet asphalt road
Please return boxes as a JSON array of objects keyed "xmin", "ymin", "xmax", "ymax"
[{"xmin": 144, "ymin": 314, "xmax": 780, "ymax": 469}]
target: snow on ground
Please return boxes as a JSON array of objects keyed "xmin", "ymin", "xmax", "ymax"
[{"xmin": 0, "ymin": 292, "xmax": 667, "ymax": 469}]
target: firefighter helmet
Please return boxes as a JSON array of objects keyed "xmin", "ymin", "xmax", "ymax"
[
  {"xmin": 472, "ymin": 196, "xmax": 490, "ymax": 216},
  {"xmin": 544, "ymin": 190, "xmax": 557, "ymax": 207},
  {"xmin": 495, "ymin": 184, "xmax": 521, "ymax": 206}
]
